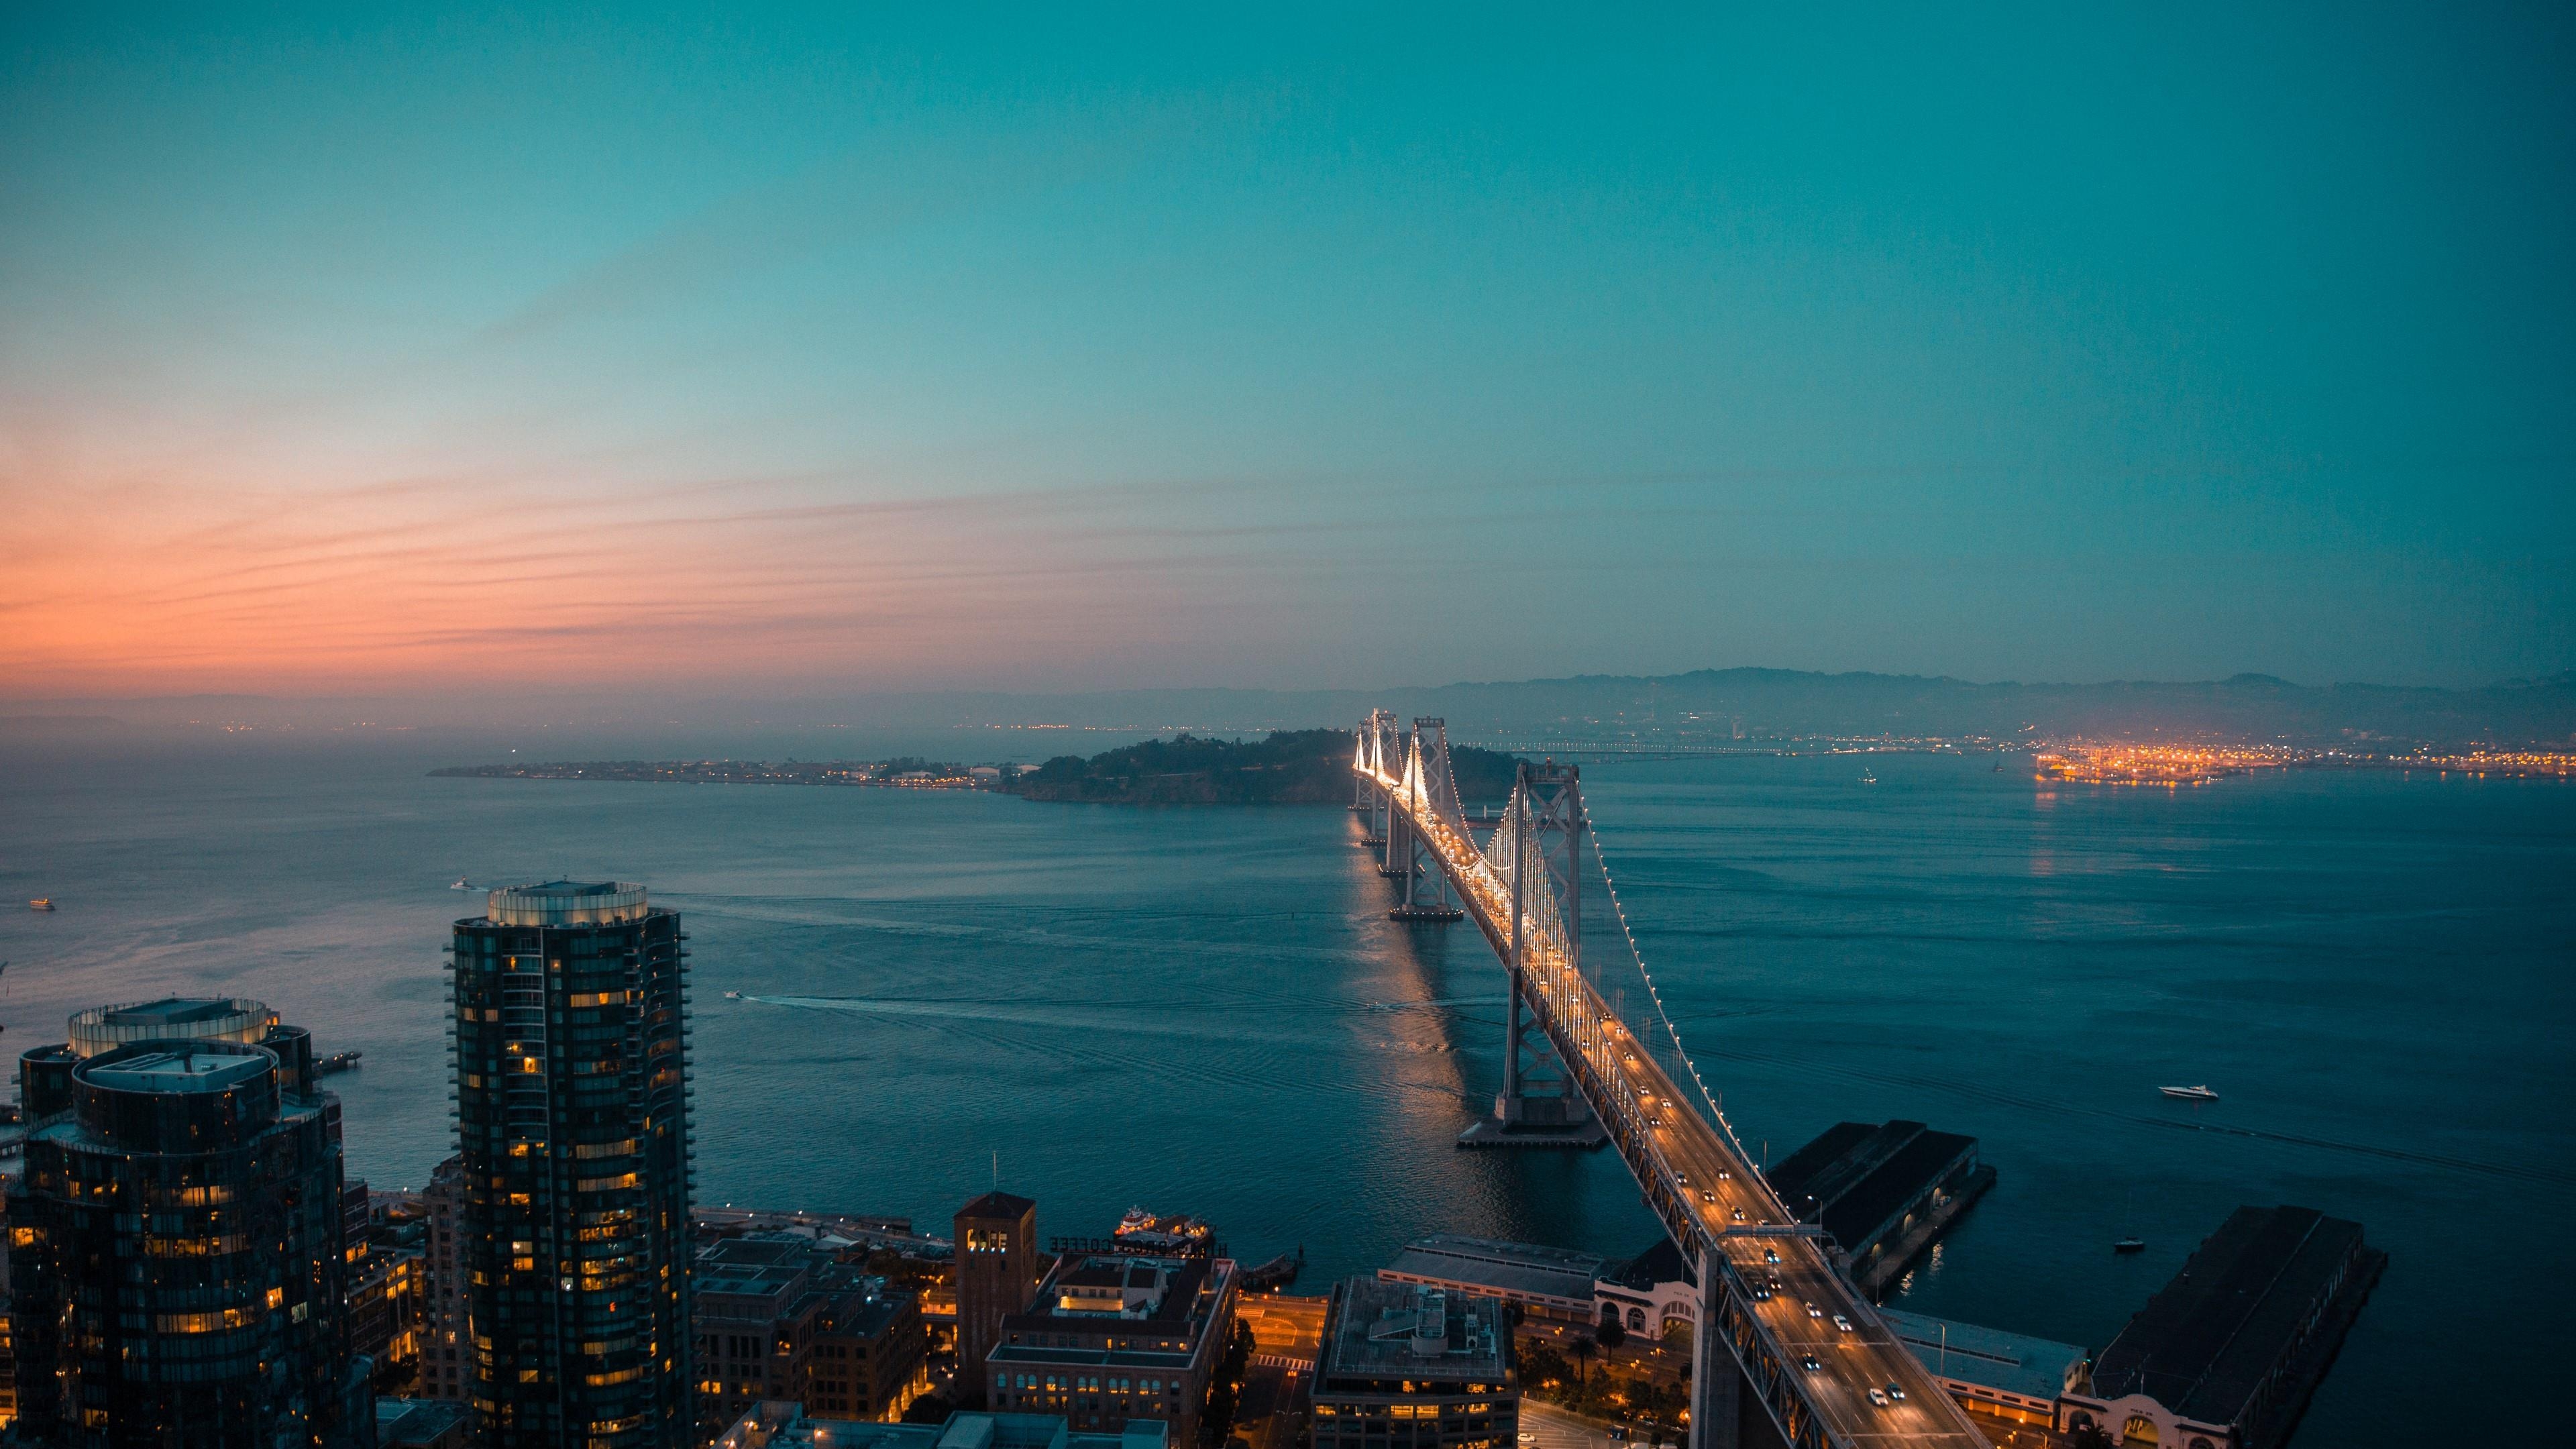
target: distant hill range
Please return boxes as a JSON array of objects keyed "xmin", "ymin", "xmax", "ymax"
[
  {"xmin": 11, "ymin": 669, "xmax": 2571, "ymax": 748},
  {"xmin": 885, "ymin": 667, "xmax": 2576, "ymax": 749},
  {"xmin": 1006, "ymin": 729, "xmax": 1520, "ymax": 804}
]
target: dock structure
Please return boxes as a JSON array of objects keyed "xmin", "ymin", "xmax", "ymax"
[
  {"xmin": 2061, "ymin": 1205, "xmax": 2385, "ymax": 1449},
  {"xmin": 1761, "ymin": 1120, "xmax": 1994, "ymax": 1299}
]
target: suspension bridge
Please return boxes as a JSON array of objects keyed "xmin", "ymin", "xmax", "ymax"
[{"xmin": 1350, "ymin": 711, "xmax": 1991, "ymax": 1449}]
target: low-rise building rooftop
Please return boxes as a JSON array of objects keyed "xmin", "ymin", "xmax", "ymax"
[
  {"xmin": 714, "ymin": 1403, "xmax": 1167, "ymax": 1449},
  {"xmin": 1881, "ymin": 1309, "xmax": 2088, "ymax": 1408},
  {"xmin": 1378, "ymin": 1235, "xmax": 1603, "ymax": 1322},
  {"xmin": 1322, "ymin": 1277, "xmax": 1510, "ymax": 1382}
]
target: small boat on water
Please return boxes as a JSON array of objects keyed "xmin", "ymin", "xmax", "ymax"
[
  {"xmin": 2114, "ymin": 1236, "xmax": 2146, "ymax": 1254},
  {"xmin": 448, "ymin": 878, "xmax": 476, "ymax": 891},
  {"xmin": 316, "ymin": 1051, "xmax": 363, "ymax": 1075},
  {"xmin": 1859, "ymin": 767, "xmax": 1878, "ymax": 786},
  {"xmin": 2159, "ymin": 1084, "xmax": 2219, "ymax": 1102},
  {"xmin": 28, "ymin": 898, "xmax": 55, "ymax": 912},
  {"xmin": 1116, "ymin": 1207, "xmax": 1212, "ymax": 1251},
  {"xmin": 723, "ymin": 990, "xmax": 743, "ymax": 1000}
]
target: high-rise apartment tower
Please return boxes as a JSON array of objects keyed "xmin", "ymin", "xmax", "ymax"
[
  {"xmin": 451, "ymin": 881, "xmax": 694, "ymax": 1448},
  {"xmin": 417, "ymin": 1153, "xmax": 471, "ymax": 1401},
  {"xmin": 6, "ymin": 998, "xmax": 368, "ymax": 1446}
]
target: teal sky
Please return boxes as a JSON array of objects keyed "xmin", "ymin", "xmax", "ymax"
[{"xmin": 3, "ymin": 4, "xmax": 2569, "ymax": 696}]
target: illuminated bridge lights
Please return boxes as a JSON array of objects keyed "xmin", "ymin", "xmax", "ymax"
[{"xmin": 1353, "ymin": 734, "xmax": 1990, "ymax": 1449}]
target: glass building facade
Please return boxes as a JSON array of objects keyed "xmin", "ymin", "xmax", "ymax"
[
  {"xmin": 451, "ymin": 881, "xmax": 694, "ymax": 1449},
  {"xmin": 6, "ymin": 1000, "xmax": 365, "ymax": 1448}
]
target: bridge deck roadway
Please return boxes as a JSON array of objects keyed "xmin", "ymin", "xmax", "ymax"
[{"xmin": 1362, "ymin": 765, "xmax": 1987, "ymax": 1449}]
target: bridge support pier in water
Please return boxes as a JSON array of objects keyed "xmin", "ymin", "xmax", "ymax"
[
  {"xmin": 1390, "ymin": 767, "xmax": 1463, "ymax": 920},
  {"xmin": 1458, "ymin": 759, "xmax": 1604, "ymax": 1148},
  {"xmin": 1379, "ymin": 788, "xmax": 1411, "ymax": 877}
]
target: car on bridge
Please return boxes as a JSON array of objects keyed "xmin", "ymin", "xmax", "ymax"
[{"xmin": 1799, "ymin": 1354, "xmax": 1821, "ymax": 1373}]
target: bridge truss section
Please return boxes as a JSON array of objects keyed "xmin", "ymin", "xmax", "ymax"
[{"xmin": 1350, "ymin": 722, "xmax": 1992, "ymax": 1449}]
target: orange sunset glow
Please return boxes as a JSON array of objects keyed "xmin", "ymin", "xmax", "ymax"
[{"xmin": 1, "ymin": 472, "xmax": 1309, "ymax": 696}]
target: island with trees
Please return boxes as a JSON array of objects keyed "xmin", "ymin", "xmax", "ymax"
[{"xmin": 1004, "ymin": 729, "xmax": 1521, "ymax": 805}]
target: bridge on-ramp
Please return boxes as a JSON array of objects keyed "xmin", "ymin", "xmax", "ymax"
[{"xmin": 1349, "ymin": 711, "xmax": 1990, "ymax": 1449}]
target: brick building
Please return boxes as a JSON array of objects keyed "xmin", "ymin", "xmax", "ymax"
[{"xmin": 985, "ymin": 1253, "xmax": 1239, "ymax": 1446}]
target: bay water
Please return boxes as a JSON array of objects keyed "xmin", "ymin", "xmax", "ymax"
[{"xmin": 2, "ymin": 735, "xmax": 2567, "ymax": 1442}]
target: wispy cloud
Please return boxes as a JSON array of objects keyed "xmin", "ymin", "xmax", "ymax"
[{"xmin": 0, "ymin": 437, "xmax": 1434, "ymax": 693}]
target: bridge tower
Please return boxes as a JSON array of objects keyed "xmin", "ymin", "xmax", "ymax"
[
  {"xmin": 1388, "ymin": 720, "xmax": 1464, "ymax": 920},
  {"xmin": 1355, "ymin": 710, "xmax": 1396, "ymax": 849},
  {"xmin": 1458, "ymin": 759, "xmax": 1606, "ymax": 1149}
]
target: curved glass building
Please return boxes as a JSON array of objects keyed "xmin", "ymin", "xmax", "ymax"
[
  {"xmin": 7, "ymin": 1000, "xmax": 364, "ymax": 1447},
  {"xmin": 451, "ymin": 881, "xmax": 695, "ymax": 1449}
]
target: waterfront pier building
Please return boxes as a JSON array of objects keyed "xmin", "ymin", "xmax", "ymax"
[
  {"xmin": 2062, "ymin": 1205, "xmax": 2384, "ymax": 1449},
  {"xmin": 1762, "ymin": 1120, "xmax": 1992, "ymax": 1298}
]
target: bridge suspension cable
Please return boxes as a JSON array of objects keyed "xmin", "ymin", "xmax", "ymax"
[
  {"xmin": 1582, "ymin": 814, "xmax": 1773, "ymax": 1197},
  {"xmin": 1350, "ymin": 716, "xmax": 1992, "ymax": 1449}
]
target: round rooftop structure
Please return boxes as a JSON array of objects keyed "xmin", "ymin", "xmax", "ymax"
[
  {"xmin": 66, "ymin": 1039, "xmax": 284, "ymax": 1150},
  {"xmin": 78, "ymin": 1044, "xmax": 274, "ymax": 1095},
  {"xmin": 485, "ymin": 879, "xmax": 651, "ymax": 926},
  {"xmin": 68, "ymin": 997, "xmax": 276, "ymax": 1059}
]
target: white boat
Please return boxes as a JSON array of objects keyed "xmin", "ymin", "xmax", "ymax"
[
  {"xmin": 449, "ymin": 877, "xmax": 475, "ymax": 891},
  {"xmin": 2159, "ymin": 1084, "xmax": 2219, "ymax": 1102},
  {"xmin": 1859, "ymin": 768, "xmax": 1878, "ymax": 785},
  {"xmin": 723, "ymin": 990, "xmax": 742, "ymax": 1000},
  {"xmin": 1115, "ymin": 1207, "xmax": 1210, "ymax": 1250}
]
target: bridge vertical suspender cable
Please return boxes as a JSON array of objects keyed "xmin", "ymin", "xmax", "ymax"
[{"xmin": 1350, "ymin": 718, "xmax": 1994, "ymax": 1449}]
